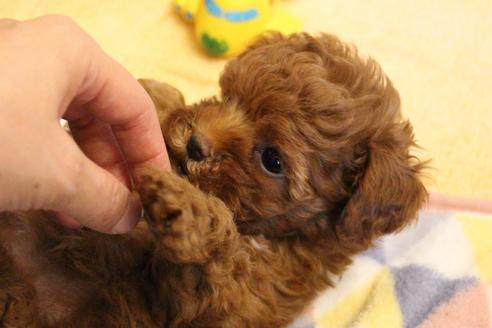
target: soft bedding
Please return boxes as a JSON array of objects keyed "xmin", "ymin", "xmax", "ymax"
[{"xmin": 290, "ymin": 206, "xmax": 492, "ymax": 328}]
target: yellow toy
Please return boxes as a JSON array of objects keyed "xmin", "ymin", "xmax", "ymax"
[{"xmin": 174, "ymin": 0, "xmax": 301, "ymax": 57}]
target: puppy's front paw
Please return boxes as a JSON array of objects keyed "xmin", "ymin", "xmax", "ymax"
[
  {"xmin": 139, "ymin": 171, "xmax": 211, "ymax": 263},
  {"xmin": 139, "ymin": 171, "xmax": 187, "ymax": 233}
]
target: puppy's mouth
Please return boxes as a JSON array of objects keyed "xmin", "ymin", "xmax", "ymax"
[
  {"xmin": 166, "ymin": 146, "xmax": 189, "ymax": 179},
  {"xmin": 176, "ymin": 160, "xmax": 189, "ymax": 177}
]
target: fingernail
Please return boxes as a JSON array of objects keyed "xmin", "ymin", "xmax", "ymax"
[
  {"xmin": 56, "ymin": 213, "xmax": 83, "ymax": 229},
  {"xmin": 111, "ymin": 194, "xmax": 142, "ymax": 234}
]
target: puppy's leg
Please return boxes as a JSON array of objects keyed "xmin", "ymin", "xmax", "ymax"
[
  {"xmin": 139, "ymin": 171, "xmax": 235, "ymax": 264},
  {"xmin": 0, "ymin": 243, "xmax": 36, "ymax": 328},
  {"xmin": 139, "ymin": 171, "xmax": 325, "ymax": 327}
]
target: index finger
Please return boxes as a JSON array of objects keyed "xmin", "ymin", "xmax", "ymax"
[{"xmin": 71, "ymin": 45, "xmax": 171, "ymax": 179}]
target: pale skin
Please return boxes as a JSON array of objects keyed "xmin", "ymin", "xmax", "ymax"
[{"xmin": 0, "ymin": 15, "xmax": 171, "ymax": 234}]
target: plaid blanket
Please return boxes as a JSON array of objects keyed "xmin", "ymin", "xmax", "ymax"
[{"xmin": 290, "ymin": 209, "xmax": 492, "ymax": 328}]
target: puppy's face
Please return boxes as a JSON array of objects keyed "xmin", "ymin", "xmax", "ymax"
[
  {"xmin": 162, "ymin": 97, "xmax": 320, "ymax": 237},
  {"xmin": 159, "ymin": 34, "xmax": 427, "ymax": 244}
]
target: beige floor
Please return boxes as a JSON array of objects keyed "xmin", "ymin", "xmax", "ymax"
[{"xmin": 2, "ymin": 0, "xmax": 491, "ymax": 198}]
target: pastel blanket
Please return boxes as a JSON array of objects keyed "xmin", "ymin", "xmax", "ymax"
[{"xmin": 289, "ymin": 209, "xmax": 492, "ymax": 328}]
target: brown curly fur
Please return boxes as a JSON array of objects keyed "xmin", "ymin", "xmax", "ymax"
[{"xmin": 0, "ymin": 33, "xmax": 427, "ymax": 327}]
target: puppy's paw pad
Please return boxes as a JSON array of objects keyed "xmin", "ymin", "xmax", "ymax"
[
  {"xmin": 139, "ymin": 170, "xmax": 196, "ymax": 233},
  {"xmin": 147, "ymin": 201, "xmax": 182, "ymax": 226}
]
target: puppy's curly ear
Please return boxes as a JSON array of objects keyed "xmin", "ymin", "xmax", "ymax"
[
  {"xmin": 139, "ymin": 79, "xmax": 185, "ymax": 126},
  {"xmin": 336, "ymin": 100, "xmax": 428, "ymax": 248}
]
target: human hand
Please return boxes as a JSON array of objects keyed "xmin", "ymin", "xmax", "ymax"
[{"xmin": 0, "ymin": 16, "xmax": 170, "ymax": 233}]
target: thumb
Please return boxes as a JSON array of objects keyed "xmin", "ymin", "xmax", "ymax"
[{"xmin": 50, "ymin": 134, "xmax": 141, "ymax": 234}]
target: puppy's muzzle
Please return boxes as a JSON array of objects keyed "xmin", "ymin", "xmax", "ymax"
[{"xmin": 186, "ymin": 136, "xmax": 210, "ymax": 161}]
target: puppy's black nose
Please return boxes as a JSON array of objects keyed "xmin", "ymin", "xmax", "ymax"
[{"xmin": 186, "ymin": 136, "xmax": 204, "ymax": 161}]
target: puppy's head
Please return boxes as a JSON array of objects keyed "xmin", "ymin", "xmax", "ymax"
[{"xmin": 152, "ymin": 33, "xmax": 427, "ymax": 248}]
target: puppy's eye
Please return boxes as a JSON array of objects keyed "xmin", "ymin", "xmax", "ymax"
[{"xmin": 260, "ymin": 147, "xmax": 283, "ymax": 176}]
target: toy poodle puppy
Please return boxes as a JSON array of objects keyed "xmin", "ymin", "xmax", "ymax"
[{"xmin": 0, "ymin": 33, "xmax": 427, "ymax": 327}]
